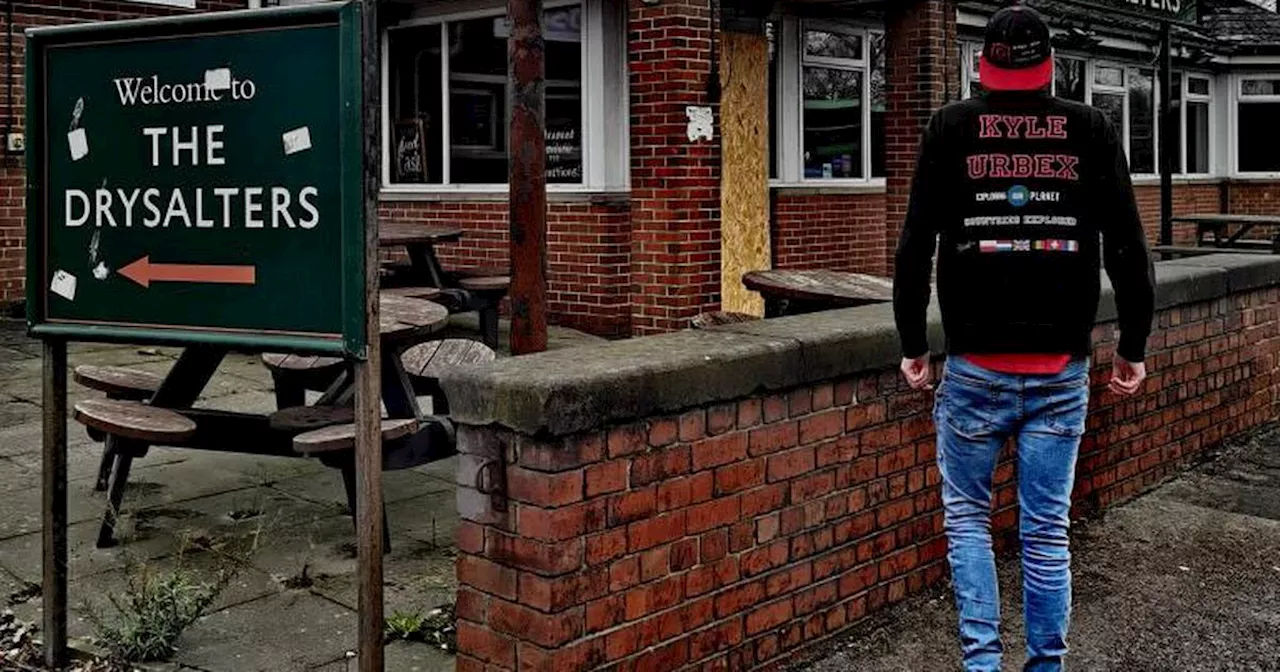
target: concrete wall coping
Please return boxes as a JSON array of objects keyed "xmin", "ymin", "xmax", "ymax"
[{"xmin": 439, "ymin": 254, "xmax": 1280, "ymax": 437}]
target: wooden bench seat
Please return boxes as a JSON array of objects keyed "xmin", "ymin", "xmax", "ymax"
[
  {"xmin": 293, "ymin": 418, "xmax": 419, "ymax": 455},
  {"xmin": 261, "ymin": 353, "xmax": 348, "ymax": 409},
  {"xmin": 456, "ymin": 276, "xmax": 509, "ymax": 348},
  {"xmin": 401, "ymin": 339, "xmax": 496, "ymax": 414},
  {"xmin": 269, "ymin": 405, "xmax": 356, "ymax": 434},
  {"xmin": 381, "ymin": 286, "xmax": 444, "ymax": 300},
  {"xmin": 73, "ymin": 365, "xmax": 163, "ymax": 401},
  {"xmin": 73, "ymin": 399, "xmax": 195, "ymax": 444}
]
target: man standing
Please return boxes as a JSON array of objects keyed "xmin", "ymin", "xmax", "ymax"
[{"xmin": 892, "ymin": 6, "xmax": 1155, "ymax": 672}]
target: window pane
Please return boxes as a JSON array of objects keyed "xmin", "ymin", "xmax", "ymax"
[
  {"xmin": 870, "ymin": 32, "xmax": 886, "ymax": 178},
  {"xmin": 1129, "ymin": 69, "xmax": 1155, "ymax": 173},
  {"xmin": 1187, "ymin": 101, "xmax": 1210, "ymax": 174},
  {"xmin": 1095, "ymin": 65, "xmax": 1124, "ymax": 88},
  {"xmin": 1054, "ymin": 56, "xmax": 1086, "ymax": 102},
  {"xmin": 1188, "ymin": 76, "xmax": 1210, "ymax": 96},
  {"xmin": 803, "ymin": 66, "xmax": 863, "ymax": 179},
  {"xmin": 1242, "ymin": 79, "xmax": 1280, "ymax": 96},
  {"xmin": 970, "ymin": 45, "xmax": 980, "ymax": 75},
  {"xmin": 1093, "ymin": 92, "xmax": 1125, "ymax": 154},
  {"xmin": 450, "ymin": 7, "xmax": 583, "ymax": 184},
  {"xmin": 388, "ymin": 24, "xmax": 443, "ymax": 183},
  {"xmin": 1237, "ymin": 102, "xmax": 1280, "ymax": 172},
  {"xmin": 804, "ymin": 29, "xmax": 862, "ymax": 61}
]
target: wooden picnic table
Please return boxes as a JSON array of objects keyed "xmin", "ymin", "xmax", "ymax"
[
  {"xmin": 742, "ymin": 269, "xmax": 894, "ymax": 317},
  {"xmin": 88, "ymin": 294, "xmax": 451, "ymax": 546},
  {"xmin": 379, "ymin": 222, "xmax": 464, "ymax": 288},
  {"xmin": 1172, "ymin": 213, "xmax": 1280, "ymax": 252}
]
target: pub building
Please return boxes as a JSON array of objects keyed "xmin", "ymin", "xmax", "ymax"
[{"xmin": 4, "ymin": 0, "xmax": 1280, "ymax": 339}]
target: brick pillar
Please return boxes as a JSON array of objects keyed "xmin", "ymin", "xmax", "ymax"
[
  {"xmin": 883, "ymin": 0, "xmax": 958, "ymax": 276},
  {"xmin": 628, "ymin": 0, "xmax": 721, "ymax": 335}
]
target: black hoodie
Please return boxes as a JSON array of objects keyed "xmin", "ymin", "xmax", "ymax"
[{"xmin": 892, "ymin": 90, "xmax": 1156, "ymax": 363}]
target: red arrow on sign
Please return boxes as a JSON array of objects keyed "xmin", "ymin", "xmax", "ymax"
[{"xmin": 118, "ymin": 256, "xmax": 256, "ymax": 289}]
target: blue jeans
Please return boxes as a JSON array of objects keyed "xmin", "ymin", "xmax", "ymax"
[{"xmin": 934, "ymin": 356, "xmax": 1090, "ymax": 672}]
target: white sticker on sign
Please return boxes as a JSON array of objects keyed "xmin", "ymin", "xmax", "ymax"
[
  {"xmin": 282, "ymin": 127, "xmax": 312, "ymax": 155},
  {"xmin": 68, "ymin": 128, "xmax": 88, "ymax": 161},
  {"xmin": 93, "ymin": 262, "xmax": 110, "ymax": 281},
  {"xmin": 204, "ymin": 68, "xmax": 232, "ymax": 91},
  {"xmin": 50, "ymin": 270, "xmax": 77, "ymax": 301}
]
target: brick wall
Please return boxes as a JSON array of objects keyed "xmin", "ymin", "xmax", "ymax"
[
  {"xmin": 1227, "ymin": 181, "xmax": 1280, "ymax": 216},
  {"xmin": 627, "ymin": 0, "xmax": 721, "ymax": 335},
  {"xmin": 772, "ymin": 190, "xmax": 886, "ymax": 276},
  {"xmin": 379, "ymin": 198, "xmax": 633, "ymax": 338},
  {"xmin": 449, "ymin": 275, "xmax": 1280, "ymax": 671},
  {"xmin": 0, "ymin": 0, "xmax": 246, "ymax": 306},
  {"xmin": 883, "ymin": 0, "xmax": 958, "ymax": 277},
  {"xmin": 1133, "ymin": 182, "xmax": 1222, "ymax": 245}
]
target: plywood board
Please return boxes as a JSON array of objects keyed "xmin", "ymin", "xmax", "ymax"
[{"xmin": 719, "ymin": 31, "xmax": 771, "ymax": 317}]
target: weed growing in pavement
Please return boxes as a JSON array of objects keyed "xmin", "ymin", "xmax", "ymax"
[{"xmin": 383, "ymin": 603, "xmax": 456, "ymax": 653}]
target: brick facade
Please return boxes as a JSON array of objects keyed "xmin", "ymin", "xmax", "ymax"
[
  {"xmin": 883, "ymin": 0, "xmax": 959, "ymax": 277},
  {"xmin": 772, "ymin": 190, "xmax": 886, "ymax": 276},
  {"xmin": 625, "ymin": 0, "xmax": 722, "ymax": 335},
  {"xmin": 0, "ymin": 0, "xmax": 246, "ymax": 309},
  {"xmin": 450, "ymin": 281, "xmax": 1280, "ymax": 672}
]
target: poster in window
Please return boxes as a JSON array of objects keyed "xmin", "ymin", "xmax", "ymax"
[
  {"xmin": 393, "ymin": 118, "xmax": 428, "ymax": 183},
  {"xmin": 545, "ymin": 96, "xmax": 582, "ymax": 183}
]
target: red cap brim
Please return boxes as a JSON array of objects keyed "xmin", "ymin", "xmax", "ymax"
[{"xmin": 979, "ymin": 55, "xmax": 1053, "ymax": 91}]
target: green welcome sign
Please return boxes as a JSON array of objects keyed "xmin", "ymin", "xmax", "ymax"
[{"xmin": 26, "ymin": 2, "xmax": 366, "ymax": 356}]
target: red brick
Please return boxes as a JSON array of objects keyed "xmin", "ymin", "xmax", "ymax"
[
  {"xmin": 687, "ymin": 496, "xmax": 742, "ymax": 534},
  {"xmin": 487, "ymin": 531, "xmax": 583, "ymax": 577},
  {"xmin": 586, "ymin": 529, "xmax": 628, "ymax": 566},
  {"xmin": 609, "ymin": 556, "xmax": 641, "ymax": 591},
  {"xmin": 624, "ymin": 575, "xmax": 685, "ymax": 619},
  {"xmin": 632, "ymin": 445, "xmax": 692, "ymax": 486},
  {"xmin": 506, "ymin": 466, "xmax": 583, "ymax": 507},
  {"xmin": 641, "ymin": 545, "xmax": 672, "ymax": 582},
  {"xmin": 609, "ymin": 424, "xmax": 647, "ymax": 457},
  {"xmin": 680, "ymin": 410, "xmax": 707, "ymax": 441},
  {"xmin": 586, "ymin": 595, "xmax": 626, "ymax": 633},
  {"xmin": 745, "ymin": 599, "xmax": 794, "ymax": 635},
  {"xmin": 741, "ymin": 539, "xmax": 789, "ymax": 577},
  {"xmin": 714, "ymin": 579, "xmax": 765, "ymax": 619},
  {"xmin": 519, "ymin": 567, "xmax": 609, "ymax": 613},
  {"xmin": 767, "ymin": 446, "xmax": 816, "ymax": 482},
  {"xmin": 763, "ymin": 395, "xmax": 788, "ymax": 423},
  {"xmin": 457, "ymin": 520, "xmax": 485, "ymax": 555},
  {"xmin": 649, "ymin": 418, "xmax": 679, "ymax": 447},
  {"xmin": 729, "ymin": 520, "xmax": 755, "ymax": 552},
  {"xmin": 738, "ymin": 398, "xmax": 763, "ymax": 428},
  {"xmin": 700, "ymin": 528, "xmax": 730, "ymax": 562},
  {"xmin": 585, "ymin": 460, "xmax": 628, "ymax": 497},
  {"xmin": 741, "ymin": 483, "xmax": 788, "ymax": 516},
  {"xmin": 749, "ymin": 421, "xmax": 799, "ymax": 456},
  {"xmin": 456, "ymin": 587, "xmax": 488, "ymax": 623},
  {"xmin": 628, "ymin": 511, "xmax": 687, "ymax": 552},
  {"xmin": 457, "ymin": 620, "xmax": 516, "ymax": 668},
  {"xmin": 518, "ymin": 503, "xmax": 590, "ymax": 541},
  {"xmin": 609, "ymin": 487, "xmax": 658, "ymax": 525},
  {"xmin": 690, "ymin": 619, "xmax": 744, "ymax": 662},
  {"xmin": 490, "ymin": 599, "xmax": 583, "ymax": 648},
  {"xmin": 715, "ymin": 458, "xmax": 765, "ymax": 495},
  {"xmin": 458, "ymin": 554, "xmax": 517, "ymax": 601},
  {"xmin": 692, "ymin": 432, "xmax": 748, "ymax": 471},
  {"xmin": 876, "ymin": 498, "xmax": 915, "ymax": 527},
  {"xmin": 708, "ymin": 403, "xmax": 737, "ymax": 435},
  {"xmin": 846, "ymin": 402, "xmax": 887, "ymax": 430},
  {"xmin": 799, "ymin": 408, "xmax": 844, "ymax": 445},
  {"xmin": 671, "ymin": 537, "xmax": 699, "ymax": 571}
]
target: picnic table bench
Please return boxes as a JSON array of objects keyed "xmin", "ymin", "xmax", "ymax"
[
  {"xmin": 73, "ymin": 294, "xmax": 458, "ymax": 547},
  {"xmin": 742, "ymin": 269, "xmax": 894, "ymax": 317},
  {"xmin": 1173, "ymin": 213, "xmax": 1280, "ymax": 252}
]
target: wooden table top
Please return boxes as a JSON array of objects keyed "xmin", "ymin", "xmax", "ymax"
[
  {"xmin": 1170, "ymin": 213, "xmax": 1280, "ymax": 225},
  {"xmin": 379, "ymin": 294, "xmax": 450, "ymax": 344},
  {"xmin": 379, "ymin": 222, "xmax": 464, "ymax": 246},
  {"xmin": 742, "ymin": 269, "xmax": 894, "ymax": 306}
]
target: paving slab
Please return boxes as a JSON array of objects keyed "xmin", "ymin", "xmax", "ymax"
[
  {"xmin": 271, "ymin": 466, "xmax": 454, "ymax": 509},
  {"xmin": 174, "ymin": 591, "xmax": 356, "ymax": 671},
  {"xmin": 307, "ymin": 641, "xmax": 454, "ymax": 672}
]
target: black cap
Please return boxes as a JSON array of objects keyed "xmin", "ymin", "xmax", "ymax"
[{"xmin": 980, "ymin": 5, "xmax": 1053, "ymax": 91}]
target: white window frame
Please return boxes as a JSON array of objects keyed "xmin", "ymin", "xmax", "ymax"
[
  {"xmin": 1230, "ymin": 73, "xmax": 1280, "ymax": 178},
  {"xmin": 380, "ymin": 0, "xmax": 628, "ymax": 195},
  {"xmin": 1178, "ymin": 74, "xmax": 1214, "ymax": 176},
  {"xmin": 771, "ymin": 17, "xmax": 885, "ymax": 187}
]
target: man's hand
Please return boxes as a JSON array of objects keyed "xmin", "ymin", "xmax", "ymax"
[
  {"xmin": 900, "ymin": 355, "xmax": 933, "ymax": 391},
  {"xmin": 1109, "ymin": 357, "xmax": 1146, "ymax": 396}
]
